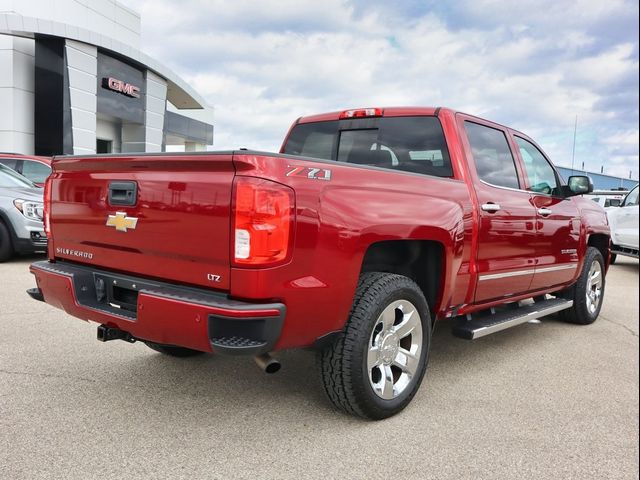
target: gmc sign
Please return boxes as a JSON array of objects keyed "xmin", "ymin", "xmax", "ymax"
[{"xmin": 102, "ymin": 77, "xmax": 140, "ymax": 98}]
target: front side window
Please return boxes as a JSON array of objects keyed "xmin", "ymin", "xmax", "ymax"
[
  {"xmin": 515, "ymin": 136, "xmax": 559, "ymax": 195},
  {"xmin": 464, "ymin": 121, "xmax": 520, "ymax": 189}
]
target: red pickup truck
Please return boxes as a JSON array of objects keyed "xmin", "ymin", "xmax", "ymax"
[{"xmin": 28, "ymin": 107, "xmax": 610, "ymax": 419}]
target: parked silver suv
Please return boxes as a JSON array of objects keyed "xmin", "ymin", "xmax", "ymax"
[{"xmin": 0, "ymin": 164, "xmax": 47, "ymax": 262}]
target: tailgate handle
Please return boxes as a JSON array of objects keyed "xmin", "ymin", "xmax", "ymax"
[{"xmin": 108, "ymin": 181, "xmax": 137, "ymax": 206}]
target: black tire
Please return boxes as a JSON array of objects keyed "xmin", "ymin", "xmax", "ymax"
[
  {"xmin": 0, "ymin": 221, "xmax": 14, "ymax": 263},
  {"xmin": 558, "ymin": 247, "xmax": 605, "ymax": 325},
  {"xmin": 610, "ymin": 253, "xmax": 617, "ymax": 265},
  {"xmin": 144, "ymin": 341, "xmax": 206, "ymax": 357},
  {"xmin": 318, "ymin": 272, "xmax": 432, "ymax": 420}
]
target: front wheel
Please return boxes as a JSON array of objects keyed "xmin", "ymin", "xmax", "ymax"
[
  {"xmin": 318, "ymin": 272, "xmax": 431, "ymax": 420},
  {"xmin": 558, "ymin": 247, "xmax": 605, "ymax": 325}
]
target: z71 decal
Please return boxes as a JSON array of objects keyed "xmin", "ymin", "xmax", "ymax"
[{"xmin": 286, "ymin": 166, "xmax": 332, "ymax": 181}]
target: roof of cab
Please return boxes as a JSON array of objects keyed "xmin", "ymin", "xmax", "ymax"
[{"xmin": 297, "ymin": 107, "xmax": 445, "ymax": 124}]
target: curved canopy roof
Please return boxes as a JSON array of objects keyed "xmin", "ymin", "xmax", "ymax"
[{"xmin": 0, "ymin": 12, "xmax": 208, "ymax": 109}]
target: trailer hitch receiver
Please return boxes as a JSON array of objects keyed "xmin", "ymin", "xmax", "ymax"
[{"xmin": 97, "ymin": 325, "xmax": 137, "ymax": 343}]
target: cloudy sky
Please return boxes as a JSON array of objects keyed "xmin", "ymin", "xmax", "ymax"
[{"xmin": 129, "ymin": 0, "xmax": 639, "ymax": 180}]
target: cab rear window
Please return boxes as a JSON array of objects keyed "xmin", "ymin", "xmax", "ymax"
[{"xmin": 283, "ymin": 116, "xmax": 453, "ymax": 178}]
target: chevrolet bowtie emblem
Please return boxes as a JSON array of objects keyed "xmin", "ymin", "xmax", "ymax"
[{"xmin": 106, "ymin": 212, "xmax": 138, "ymax": 232}]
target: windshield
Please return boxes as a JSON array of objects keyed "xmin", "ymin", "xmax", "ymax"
[
  {"xmin": 283, "ymin": 116, "xmax": 454, "ymax": 178},
  {"xmin": 0, "ymin": 163, "xmax": 38, "ymax": 188}
]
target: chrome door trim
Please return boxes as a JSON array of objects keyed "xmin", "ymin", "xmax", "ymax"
[
  {"xmin": 478, "ymin": 263, "xmax": 577, "ymax": 281},
  {"xmin": 535, "ymin": 264, "xmax": 578, "ymax": 274},
  {"xmin": 478, "ymin": 269, "xmax": 535, "ymax": 281}
]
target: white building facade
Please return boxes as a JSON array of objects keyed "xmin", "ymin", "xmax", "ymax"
[{"xmin": 0, "ymin": 0, "xmax": 213, "ymax": 155}]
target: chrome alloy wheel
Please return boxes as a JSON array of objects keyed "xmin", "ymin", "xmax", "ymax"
[
  {"xmin": 367, "ymin": 299, "xmax": 423, "ymax": 400},
  {"xmin": 585, "ymin": 260, "xmax": 603, "ymax": 315}
]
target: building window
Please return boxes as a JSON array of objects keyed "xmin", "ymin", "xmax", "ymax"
[{"xmin": 97, "ymin": 139, "xmax": 113, "ymax": 154}]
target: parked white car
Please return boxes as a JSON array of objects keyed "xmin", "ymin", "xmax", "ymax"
[
  {"xmin": 586, "ymin": 192, "xmax": 625, "ymax": 208},
  {"xmin": 606, "ymin": 184, "xmax": 639, "ymax": 263}
]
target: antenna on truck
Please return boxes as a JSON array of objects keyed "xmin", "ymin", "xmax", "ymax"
[{"xmin": 570, "ymin": 114, "xmax": 578, "ymax": 175}]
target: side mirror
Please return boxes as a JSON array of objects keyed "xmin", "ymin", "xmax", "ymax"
[{"xmin": 567, "ymin": 175, "xmax": 593, "ymax": 196}]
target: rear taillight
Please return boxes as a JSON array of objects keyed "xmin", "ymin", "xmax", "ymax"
[
  {"xmin": 339, "ymin": 108, "xmax": 383, "ymax": 119},
  {"xmin": 43, "ymin": 177, "xmax": 52, "ymax": 237},
  {"xmin": 232, "ymin": 177, "xmax": 295, "ymax": 266}
]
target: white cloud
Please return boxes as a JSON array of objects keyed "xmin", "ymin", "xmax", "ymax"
[{"xmin": 128, "ymin": 0, "xmax": 639, "ymax": 180}]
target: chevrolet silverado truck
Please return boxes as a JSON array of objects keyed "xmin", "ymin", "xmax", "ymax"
[{"xmin": 28, "ymin": 107, "xmax": 610, "ymax": 419}]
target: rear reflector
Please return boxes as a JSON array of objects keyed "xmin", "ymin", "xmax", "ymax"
[
  {"xmin": 339, "ymin": 108, "xmax": 383, "ymax": 119},
  {"xmin": 43, "ymin": 176, "xmax": 52, "ymax": 238},
  {"xmin": 232, "ymin": 177, "xmax": 295, "ymax": 266}
]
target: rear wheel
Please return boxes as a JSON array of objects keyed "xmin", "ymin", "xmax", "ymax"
[
  {"xmin": 144, "ymin": 341, "xmax": 205, "ymax": 357},
  {"xmin": 558, "ymin": 247, "xmax": 605, "ymax": 325},
  {"xmin": 609, "ymin": 253, "xmax": 617, "ymax": 265},
  {"xmin": 0, "ymin": 221, "xmax": 13, "ymax": 262},
  {"xmin": 318, "ymin": 272, "xmax": 431, "ymax": 419}
]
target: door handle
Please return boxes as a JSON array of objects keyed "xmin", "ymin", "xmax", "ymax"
[
  {"xmin": 537, "ymin": 208, "xmax": 552, "ymax": 216},
  {"xmin": 108, "ymin": 181, "xmax": 138, "ymax": 206},
  {"xmin": 481, "ymin": 203, "xmax": 501, "ymax": 212}
]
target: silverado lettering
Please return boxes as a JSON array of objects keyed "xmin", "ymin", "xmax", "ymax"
[
  {"xmin": 29, "ymin": 106, "xmax": 610, "ymax": 419},
  {"xmin": 55, "ymin": 247, "xmax": 93, "ymax": 259}
]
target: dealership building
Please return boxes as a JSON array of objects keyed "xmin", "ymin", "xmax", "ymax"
[{"xmin": 0, "ymin": 0, "xmax": 213, "ymax": 156}]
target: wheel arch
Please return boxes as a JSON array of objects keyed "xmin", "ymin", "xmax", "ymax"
[
  {"xmin": 0, "ymin": 209, "xmax": 17, "ymax": 244},
  {"xmin": 359, "ymin": 239, "xmax": 445, "ymax": 320},
  {"xmin": 587, "ymin": 232, "xmax": 611, "ymax": 268}
]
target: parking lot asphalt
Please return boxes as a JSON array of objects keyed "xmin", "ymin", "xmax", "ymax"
[{"xmin": 1, "ymin": 255, "xmax": 638, "ymax": 480}]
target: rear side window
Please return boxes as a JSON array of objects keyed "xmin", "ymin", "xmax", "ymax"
[
  {"xmin": 283, "ymin": 116, "xmax": 454, "ymax": 178},
  {"xmin": 464, "ymin": 121, "xmax": 520, "ymax": 189}
]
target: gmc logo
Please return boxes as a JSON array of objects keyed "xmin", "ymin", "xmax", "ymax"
[{"xmin": 102, "ymin": 77, "xmax": 140, "ymax": 98}]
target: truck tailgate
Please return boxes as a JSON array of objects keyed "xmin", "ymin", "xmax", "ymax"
[{"xmin": 49, "ymin": 153, "xmax": 235, "ymax": 290}]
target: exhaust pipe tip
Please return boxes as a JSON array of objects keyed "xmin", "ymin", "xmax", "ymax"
[{"xmin": 254, "ymin": 353, "xmax": 281, "ymax": 374}]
